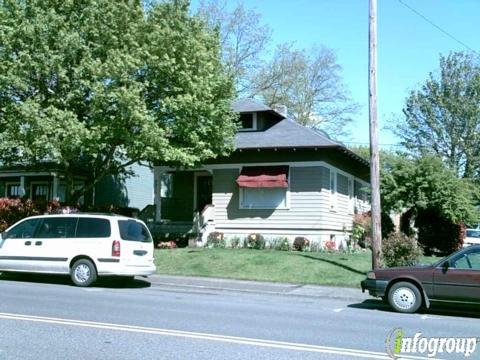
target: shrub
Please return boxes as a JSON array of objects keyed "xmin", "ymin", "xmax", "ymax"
[
  {"xmin": 0, "ymin": 198, "xmax": 73, "ymax": 232},
  {"xmin": 153, "ymin": 232, "xmax": 190, "ymax": 248},
  {"xmin": 269, "ymin": 237, "xmax": 290, "ymax": 251},
  {"xmin": 0, "ymin": 198, "xmax": 36, "ymax": 232},
  {"xmin": 323, "ymin": 237, "xmax": 336, "ymax": 251},
  {"xmin": 415, "ymin": 209, "xmax": 465, "ymax": 255},
  {"xmin": 382, "ymin": 232, "xmax": 423, "ymax": 267},
  {"xmin": 308, "ymin": 242, "xmax": 322, "ymax": 252},
  {"xmin": 157, "ymin": 241, "xmax": 177, "ymax": 249},
  {"xmin": 229, "ymin": 236, "xmax": 242, "ymax": 249},
  {"xmin": 245, "ymin": 233, "xmax": 265, "ymax": 250},
  {"xmin": 293, "ymin": 237, "xmax": 310, "ymax": 251},
  {"xmin": 353, "ymin": 212, "xmax": 371, "ymax": 248},
  {"xmin": 205, "ymin": 231, "xmax": 225, "ymax": 248}
]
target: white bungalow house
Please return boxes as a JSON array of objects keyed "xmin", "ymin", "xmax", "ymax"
[{"xmin": 153, "ymin": 99, "xmax": 370, "ymax": 247}]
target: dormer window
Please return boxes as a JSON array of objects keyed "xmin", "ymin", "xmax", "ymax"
[{"xmin": 239, "ymin": 112, "xmax": 257, "ymax": 131}]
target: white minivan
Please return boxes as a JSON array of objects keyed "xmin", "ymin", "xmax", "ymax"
[{"xmin": 0, "ymin": 214, "xmax": 156, "ymax": 286}]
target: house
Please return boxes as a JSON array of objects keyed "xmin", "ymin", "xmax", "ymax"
[
  {"xmin": 153, "ymin": 99, "xmax": 370, "ymax": 248},
  {"xmin": 0, "ymin": 162, "xmax": 154, "ymax": 212}
]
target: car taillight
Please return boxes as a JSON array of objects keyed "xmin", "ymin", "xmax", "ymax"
[{"xmin": 112, "ymin": 240, "xmax": 121, "ymax": 257}]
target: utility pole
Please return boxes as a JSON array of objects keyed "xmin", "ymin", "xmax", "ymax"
[{"xmin": 369, "ymin": 0, "xmax": 382, "ymax": 269}]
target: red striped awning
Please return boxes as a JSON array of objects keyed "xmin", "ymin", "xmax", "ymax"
[{"xmin": 236, "ymin": 166, "xmax": 289, "ymax": 188}]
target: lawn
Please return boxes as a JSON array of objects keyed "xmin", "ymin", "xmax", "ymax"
[{"xmin": 155, "ymin": 248, "xmax": 441, "ymax": 288}]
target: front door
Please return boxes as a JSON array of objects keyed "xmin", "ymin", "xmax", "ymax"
[{"xmin": 196, "ymin": 175, "xmax": 212, "ymax": 212}]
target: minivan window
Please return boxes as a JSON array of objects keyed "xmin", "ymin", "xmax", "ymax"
[
  {"xmin": 36, "ymin": 217, "xmax": 77, "ymax": 238},
  {"xmin": 118, "ymin": 220, "xmax": 152, "ymax": 242},
  {"xmin": 76, "ymin": 218, "xmax": 111, "ymax": 238},
  {"xmin": 6, "ymin": 219, "xmax": 40, "ymax": 239},
  {"xmin": 466, "ymin": 230, "xmax": 480, "ymax": 238}
]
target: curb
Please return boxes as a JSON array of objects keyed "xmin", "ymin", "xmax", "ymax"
[{"xmin": 147, "ymin": 274, "xmax": 369, "ymax": 301}]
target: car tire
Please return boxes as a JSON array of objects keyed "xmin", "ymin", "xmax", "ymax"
[
  {"xmin": 70, "ymin": 259, "xmax": 97, "ymax": 287},
  {"xmin": 388, "ymin": 281, "xmax": 422, "ymax": 313}
]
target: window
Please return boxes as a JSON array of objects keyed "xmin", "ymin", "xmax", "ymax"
[
  {"xmin": 453, "ymin": 250, "xmax": 480, "ymax": 270},
  {"xmin": 119, "ymin": 220, "xmax": 152, "ymax": 242},
  {"xmin": 31, "ymin": 183, "xmax": 49, "ymax": 201},
  {"xmin": 238, "ymin": 113, "xmax": 257, "ymax": 131},
  {"xmin": 57, "ymin": 183, "xmax": 67, "ymax": 203},
  {"xmin": 347, "ymin": 178, "xmax": 354, "ymax": 213},
  {"xmin": 160, "ymin": 173, "xmax": 173, "ymax": 198},
  {"xmin": 240, "ymin": 187, "xmax": 288, "ymax": 209},
  {"xmin": 74, "ymin": 182, "xmax": 85, "ymax": 205},
  {"xmin": 5, "ymin": 219, "xmax": 40, "ymax": 239},
  {"xmin": 6, "ymin": 183, "xmax": 21, "ymax": 198},
  {"xmin": 466, "ymin": 230, "xmax": 480, "ymax": 238},
  {"xmin": 36, "ymin": 217, "xmax": 77, "ymax": 238},
  {"xmin": 330, "ymin": 170, "xmax": 337, "ymax": 210},
  {"xmin": 76, "ymin": 218, "xmax": 111, "ymax": 238}
]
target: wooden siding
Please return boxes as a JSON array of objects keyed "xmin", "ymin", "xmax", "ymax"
[
  {"xmin": 212, "ymin": 166, "xmax": 357, "ymax": 232},
  {"xmin": 95, "ymin": 163, "xmax": 153, "ymax": 210},
  {"xmin": 207, "ymin": 148, "xmax": 369, "ymax": 182}
]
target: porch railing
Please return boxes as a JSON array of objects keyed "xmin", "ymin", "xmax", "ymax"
[{"xmin": 193, "ymin": 204, "xmax": 215, "ymax": 242}]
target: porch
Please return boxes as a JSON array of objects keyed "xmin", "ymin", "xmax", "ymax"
[
  {"xmin": 0, "ymin": 170, "xmax": 87, "ymax": 204},
  {"xmin": 153, "ymin": 169, "xmax": 215, "ymax": 242}
]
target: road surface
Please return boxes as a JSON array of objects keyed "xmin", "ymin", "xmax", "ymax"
[{"xmin": 0, "ymin": 274, "xmax": 478, "ymax": 359}]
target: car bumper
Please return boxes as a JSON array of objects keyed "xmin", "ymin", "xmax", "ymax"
[
  {"xmin": 361, "ymin": 279, "xmax": 388, "ymax": 297},
  {"xmin": 97, "ymin": 262, "xmax": 156, "ymax": 276}
]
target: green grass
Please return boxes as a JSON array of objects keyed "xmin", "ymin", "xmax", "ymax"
[
  {"xmin": 155, "ymin": 248, "xmax": 442, "ymax": 288},
  {"xmin": 156, "ymin": 248, "xmax": 369, "ymax": 287}
]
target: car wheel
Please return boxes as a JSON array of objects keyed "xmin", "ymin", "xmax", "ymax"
[
  {"xmin": 70, "ymin": 259, "xmax": 97, "ymax": 287},
  {"xmin": 388, "ymin": 282, "xmax": 422, "ymax": 313}
]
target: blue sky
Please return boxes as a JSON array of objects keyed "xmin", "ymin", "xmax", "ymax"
[{"xmin": 192, "ymin": 0, "xmax": 480, "ymax": 146}]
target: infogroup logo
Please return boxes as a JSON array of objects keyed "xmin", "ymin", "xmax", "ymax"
[{"xmin": 386, "ymin": 328, "xmax": 478, "ymax": 359}]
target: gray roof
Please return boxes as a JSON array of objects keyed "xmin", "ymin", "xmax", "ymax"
[
  {"xmin": 231, "ymin": 98, "xmax": 284, "ymax": 118},
  {"xmin": 235, "ymin": 118, "xmax": 340, "ymax": 149},
  {"xmin": 234, "ymin": 118, "xmax": 369, "ymax": 166}
]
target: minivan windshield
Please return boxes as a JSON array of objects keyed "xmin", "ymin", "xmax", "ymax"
[{"xmin": 118, "ymin": 220, "xmax": 152, "ymax": 243}]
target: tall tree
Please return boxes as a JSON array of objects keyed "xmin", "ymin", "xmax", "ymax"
[
  {"xmin": 250, "ymin": 44, "xmax": 358, "ymax": 138},
  {"xmin": 0, "ymin": 0, "xmax": 237, "ymax": 204},
  {"xmin": 197, "ymin": 1, "xmax": 357, "ymax": 138},
  {"xmin": 380, "ymin": 155, "xmax": 479, "ymax": 224},
  {"xmin": 396, "ymin": 52, "xmax": 480, "ymax": 179},
  {"xmin": 197, "ymin": 0, "xmax": 271, "ymax": 95}
]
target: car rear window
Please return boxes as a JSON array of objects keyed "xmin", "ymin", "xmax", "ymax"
[
  {"xmin": 118, "ymin": 220, "xmax": 152, "ymax": 242},
  {"xmin": 76, "ymin": 218, "xmax": 111, "ymax": 238}
]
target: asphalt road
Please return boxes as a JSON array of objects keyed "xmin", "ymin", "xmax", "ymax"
[{"xmin": 0, "ymin": 274, "xmax": 479, "ymax": 360}]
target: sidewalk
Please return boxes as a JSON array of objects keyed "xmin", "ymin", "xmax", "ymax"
[{"xmin": 148, "ymin": 274, "xmax": 370, "ymax": 301}]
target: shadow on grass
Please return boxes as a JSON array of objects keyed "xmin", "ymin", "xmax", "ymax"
[
  {"xmin": 349, "ymin": 299, "xmax": 480, "ymax": 319},
  {"xmin": 297, "ymin": 253, "xmax": 366, "ymax": 275},
  {"xmin": 0, "ymin": 272, "xmax": 151, "ymax": 289}
]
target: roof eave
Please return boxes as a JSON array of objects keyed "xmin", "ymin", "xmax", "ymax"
[{"xmin": 235, "ymin": 145, "xmax": 370, "ymax": 167}]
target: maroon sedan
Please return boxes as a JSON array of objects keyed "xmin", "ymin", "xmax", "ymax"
[{"xmin": 361, "ymin": 245, "xmax": 480, "ymax": 313}]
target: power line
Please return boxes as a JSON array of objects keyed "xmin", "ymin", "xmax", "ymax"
[
  {"xmin": 344, "ymin": 142, "xmax": 403, "ymax": 147},
  {"xmin": 398, "ymin": 0, "xmax": 478, "ymax": 55}
]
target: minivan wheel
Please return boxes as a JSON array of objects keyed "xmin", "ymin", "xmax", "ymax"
[
  {"xmin": 71, "ymin": 259, "xmax": 97, "ymax": 287},
  {"xmin": 388, "ymin": 282, "xmax": 422, "ymax": 313}
]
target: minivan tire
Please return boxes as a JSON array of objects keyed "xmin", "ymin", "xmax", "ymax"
[{"xmin": 71, "ymin": 259, "xmax": 97, "ymax": 287}]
